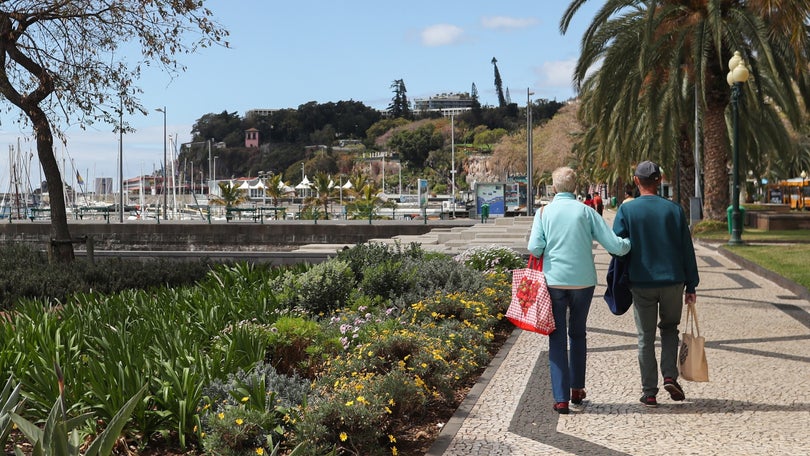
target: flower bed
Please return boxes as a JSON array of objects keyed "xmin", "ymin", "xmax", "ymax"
[{"xmin": 0, "ymin": 243, "xmax": 518, "ymax": 455}]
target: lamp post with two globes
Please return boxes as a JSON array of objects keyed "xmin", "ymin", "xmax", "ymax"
[{"xmin": 726, "ymin": 51, "xmax": 749, "ymax": 245}]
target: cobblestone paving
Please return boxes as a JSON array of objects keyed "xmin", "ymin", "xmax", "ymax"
[{"xmin": 426, "ymin": 214, "xmax": 810, "ymax": 456}]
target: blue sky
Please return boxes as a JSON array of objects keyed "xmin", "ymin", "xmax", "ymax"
[{"xmin": 1, "ymin": 0, "xmax": 601, "ymax": 190}]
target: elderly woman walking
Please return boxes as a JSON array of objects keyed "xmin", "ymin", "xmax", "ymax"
[{"xmin": 527, "ymin": 167, "xmax": 631, "ymax": 414}]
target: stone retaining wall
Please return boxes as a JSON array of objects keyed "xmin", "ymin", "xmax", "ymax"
[{"xmin": 0, "ymin": 220, "xmax": 475, "ymax": 251}]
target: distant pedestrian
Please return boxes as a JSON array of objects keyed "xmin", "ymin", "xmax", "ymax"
[
  {"xmin": 527, "ymin": 167, "xmax": 631, "ymax": 414},
  {"xmin": 622, "ymin": 189, "xmax": 635, "ymax": 204},
  {"xmin": 583, "ymin": 193, "xmax": 596, "ymax": 209},
  {"xmin": 613, "ymin": 160, "xmax": 699, "ymax": 408},
  {"xmin": 593, "ymin": 193, "xmax": 604, "ymax": 215}
]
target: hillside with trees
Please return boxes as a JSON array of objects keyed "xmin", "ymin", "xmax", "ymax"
[{"xmin": 178, "ymin": 94, "xmax": 566, "ymax": 197}]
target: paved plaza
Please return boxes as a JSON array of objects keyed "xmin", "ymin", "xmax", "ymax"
[{"xmin": 363, "ymin": 210, "xmax": 810, "ymax": 456}]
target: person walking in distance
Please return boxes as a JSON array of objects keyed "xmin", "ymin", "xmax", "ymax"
[
  {"xmin": 592, "ymin": 192, "xmax": 604, "ymax": 215},
  {"xmin": 527, "ymin": 167, "xmax": 631, "ymax": 414},
  {"xmin": 612, "ymin": 160, "xmax": 699, "ymax": 408}
]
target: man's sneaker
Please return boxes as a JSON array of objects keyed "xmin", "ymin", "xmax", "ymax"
[
  {"xmin": 571, "ymin": 388, "xmax": 586, "ymax": 405},
  {"xmin": 553, "ymin": 401, "xmax": 570, "ymax": 414},
  {"xmin": 640, "ymin": 395, "xmax": 658, "ymax": 408},
  {"xmin": 663, "ymin": 377, "xmax": 685, "ymax": 401}
]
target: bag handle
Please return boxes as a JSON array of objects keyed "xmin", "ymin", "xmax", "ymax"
[
  {"xmin": 527, "ymin": 206, "xmax": 546, "ymax": 271},
  {"xmin": 685, "ymin": 301, "xmax": 701, "ymax": 337}
]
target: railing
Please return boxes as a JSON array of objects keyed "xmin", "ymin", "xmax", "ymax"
[{"xmin": 225, "ymin": 206, "xmax": 287, "ymax": 223}]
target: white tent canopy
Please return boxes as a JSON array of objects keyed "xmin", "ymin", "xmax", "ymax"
[{"xmin": 250, "ymin": 179, "xmax": 266, "ymax": 190}]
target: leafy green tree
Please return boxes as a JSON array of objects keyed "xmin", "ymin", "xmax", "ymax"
[
  {"xmin": 0, "ymin": 1, "xmax": 227, "ymax": 262},
  {"xmin": 561, "ymin": 0, "xmax": 810, "ymax": 220},
  {"xmin": 191, "ymin": 111, "xmax": 242, "ymax": 146},
  {"xmin": 473, "ymin": 128, "xmax": 508, "ymax": 151},
  {"xmin": 388, "ymin": 123, "xmax": 444, "ymax": 168}
]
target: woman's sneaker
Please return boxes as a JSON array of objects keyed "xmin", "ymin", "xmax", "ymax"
[
  {"xmin": 663, "ymin": 377, "xmax": 685, "ymax": 401},
  {"xmin": 571, "ymin": 388, "xmax": 586, "ymax": 405},
  {"xmin": 640, "ymin": 395, "xmax": 658, "ymax": 408},
  {"xmin": 553, "ymin": 401, "xmax": 570, "ymax": 414}
]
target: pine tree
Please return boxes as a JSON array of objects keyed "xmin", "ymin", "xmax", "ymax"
[
  {"xmin": 388, "ymin": 79, "xmax": 411, "ymax": 119},
  {"xmin": 491, "ymin": 57, "xmax": 506, "ymax": 108}
]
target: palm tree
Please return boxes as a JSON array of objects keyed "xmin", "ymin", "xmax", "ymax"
[
  {"xmin": 347, "ymin": 182, "xmax": 383, "ymax": 220},
  {"xmin": 264, "ymin": 174, "xmax": 286, "ymax": 207},
  {"xmin": 209, "ymin": 182, "xmax": 248, "ymax": 216},
  {"xmin": 304, "ymin": 172, "xmax": 335, "ymax": 219},
  {"xmin": 561, "ymin": 0, "xmax": 810, "ymax": 220}
]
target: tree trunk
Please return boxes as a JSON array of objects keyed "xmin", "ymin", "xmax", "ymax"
[
  {"xmin": 678, "ymin": 125, "xmax": 695, "ymax": 216},
  {"xmin": 702, "ymin": 99, "xmax": 730, "ymax": 221},
  {"xmin": 31, "ymin": 106, "xmax": 74, "ymax": 262}
]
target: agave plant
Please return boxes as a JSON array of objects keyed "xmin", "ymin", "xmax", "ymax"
[
  {"xmin": 0, "ymin": 376, "xmax": 24, "ymax": 447},
  {"xmin": 9, "ymin": 364, "xmax": 147, "ymax": 456}
]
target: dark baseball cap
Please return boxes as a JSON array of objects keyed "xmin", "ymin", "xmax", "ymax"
[{"xmin": 634, "ymin": 161, "xmax": 661, "ymax": 180}]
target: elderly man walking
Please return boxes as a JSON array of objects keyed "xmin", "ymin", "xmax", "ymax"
[{"xmin": 613, "ymin": 160, "xmax": 699, "ymax": 408}]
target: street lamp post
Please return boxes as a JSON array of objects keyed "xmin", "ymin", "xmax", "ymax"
[
  {"xmin": 450, "ymin": 112, "xmax": 455, "ymax": 218},
  {"xmin": 726, "ymin": 51, "xmax": 749, "ymax": 245},
  {"xmin": 155, "ymin": 107, "xmax": 167, "ymax": 220},
  {"xmin": 801, "ymin": 170, "xmax": 807, "ymax": 210},
  {"xmin": 214, "ymin": 156, "xmax": 219, "ymax": 184},
  {"xmin": 527, "ymin": 88, "xmax": 535, "ymax": 216}
]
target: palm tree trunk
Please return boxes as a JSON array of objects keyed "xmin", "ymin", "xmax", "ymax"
[{"xmin": 702, "ymin": 100, "xmax": 730, "ymax": 220}]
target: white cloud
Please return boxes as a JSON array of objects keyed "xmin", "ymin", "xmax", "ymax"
[
  {"xmin": 420, "ymin": 24, "xmax": 465, "ymax": 47},
  {"xmin": 540, "ymin": 59, "xmax": 577, "ymax": 88},
  {"xmin": 481, "ymin": 16, "xmax": 537, "ymax": 30}
]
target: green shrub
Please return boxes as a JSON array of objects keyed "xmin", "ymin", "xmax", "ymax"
[
  {"xmin": 0, "ymin": 244, "xmax": 213, "ymax": 309},
  {"xmin": 393, "ymin": 255, "xmax": 488, "ymax": 307},
  {"xmin": 276, "ymin": 261, "xmax": 356, "ymax": 316},
  {"xmin": 265, "ymin": 316, "xmax": 332, "ymax": 377},
  {"xmin": 200, "ymin": 362, "xmax": 310, "ymax": 456},
  {"xmin": 358, "ymin": 259, "xmax": 416, "ymax": 302},
  {"xmin": 335, "ymin": 241, "xmax": 423, "ymax": 281}
]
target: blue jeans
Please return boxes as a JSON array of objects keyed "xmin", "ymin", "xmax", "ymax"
[
  {"xmin": 547, "ymin": 286, "xmax": 595, "ymax": 403},
  {"xmin": 631, "ymin": 284, "xmax": 684, "ymax": 396}
]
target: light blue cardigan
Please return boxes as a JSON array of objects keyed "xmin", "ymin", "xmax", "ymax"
[{"xmin": 527, "ymin": 193, "xmax": 630, "ymax": 287}]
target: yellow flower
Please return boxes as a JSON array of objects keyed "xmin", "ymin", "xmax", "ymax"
[
  {"xmin": 201, "ymin": 432, "xmax": 205, "ymax": 437},
  {"xmin": 392, "ymin": 446, "xmax": 398, "ymax": 455},
  {"xmin": 235, "ymin": 418, "xmax": 244, "ymax": 425},
  {"xmin": 389, "ymin": 398, "xmax": 396, "ymax": 406},
  {"xmin": 339, "ymin": 432, "xmax": 348, "ymax": 442},
  {"xmin": 241, "ymin": 396, "xmax": 249, "ymax": 403},
  {"xmin": 217, "ymin": 412, "xmax": 224, "ymax": 420},
  {"xmin": 256, "ymin": 448, "xmax": 264, "ymax": 455},
  {"xmin": 389, "ymin": 435, "xmax": 397, "ymax": 443},
  {"xmin": 345, "ymin": 400, "xmax": 354, "ymax": 406}
]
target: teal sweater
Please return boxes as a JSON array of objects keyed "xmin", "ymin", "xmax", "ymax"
[
  {"xmin": 612, "ymin": 195, "xmax": 699, "ymax": 293},
  {"xmin": 527, "ymin": 193, "xmax": 631, "ymax": 287}
]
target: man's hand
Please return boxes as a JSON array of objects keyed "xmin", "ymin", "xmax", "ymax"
[{"xmin": 684, "ymin": 292, "xmax": 697, "ymax": 305}]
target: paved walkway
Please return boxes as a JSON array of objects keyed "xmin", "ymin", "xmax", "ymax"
[{"xmin": 375, "ymin": 210, "xmax": 809, "ymax": 456}]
